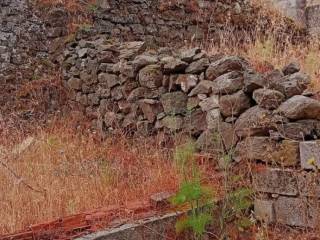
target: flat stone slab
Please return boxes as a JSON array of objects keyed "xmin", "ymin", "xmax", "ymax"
[
  {"xmin": 254, "ymin": 199, "xmax": 275, "ymax": 223},
  {"xmin": 77, "ymin": 212, "xmax": 182, "ymax": 240},
  {"xmin": 300, "ymin": 141, "xmax": 320, "ymax": 169},
  {"xmin": 253, "ymin": 168, "xmax": 298, "ymax": 196},
  {"xmin": 274, "ymin": 196, "xmax": 317, "ymax": 228}
]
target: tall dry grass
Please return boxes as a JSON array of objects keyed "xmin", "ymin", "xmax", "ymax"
[{"xmin": 0, "ymin": 116, "xmax": 181, "ymax": 234}]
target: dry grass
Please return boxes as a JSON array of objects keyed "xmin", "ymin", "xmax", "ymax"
[
  {"xmin": 204, "ymin": 0, "xmax": 320, "ymax": 92},
  {"xmin": 0, "ymin": 116, "xmax": 181, "ymax": 234}
]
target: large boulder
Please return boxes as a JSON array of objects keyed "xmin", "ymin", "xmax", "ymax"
[
  {"xmin": 276, "ymin": 120, "xmax": 320, "ymax": 140},
  {"xmin": 180, "ymin": 48, "xmax": 201, "ymax": 63},
  {"xmin": 235, "ymin": 106, "xmax": 286, "ymax": 137},
  {"xmin": 160, "ymin": 92, "xmax": 188, "ymax": 114},
  {"xmin": 277, "ymin": 95, "xmax": 320, "ymax": 120},
  {"xmin": 271, "ymin": 72, "xmax": 310, "ymax": 98},
  {"xmin": 138, "ymin": 64, "xmax": 163, "ymax": 89},
  {"xmin": 188, "ymin": 80, "xmax": 214, "ymax": 96},
  {"xmin": 199, "ymin": 95, "xmax": 219, "ymax": 112},
  {"xmin": 184, "ymin": 109, "xmax": 207, "ymax": 136},
  {"xmin": 234, "ymin": 137, "xmax": 299, "ymax": 166},
  {"xmin": 196, "ymin": 122, "xmax": 238, "ymax": 152},
  {"xmin": 138, "ymin": 99, "xmax": 163, "ymax": 123},
  {"xmin": 253, "ymin": 88, "xmax": 285, "ymax": 110},
  {"xmin": 211, "ymin": 71, "xmax": 244, "ymax": 95},
  {"xmin": 132, "ymin": 55, "xmax": 158, "ymax": 72},
  {"xmin": 185, "ymin": 57, "xmax": 210, "ymax": 74},
  {"xmin": 206, "ymin": 56, "xmax": 248, "ymax": 80},
  {"xmin": 243, "ymin": 71, "xmax": 265, "ymax": 93},
  {"xmin": 163, "ymin": 58, "xmax": 188, "ymax": 73},
  {"xmin": 219, "ymin": 90, "xmax": 251, "ymax": 117},
  {"xmin": 282, "ymin": 62, "xmax": 300, "ymax": 76}
]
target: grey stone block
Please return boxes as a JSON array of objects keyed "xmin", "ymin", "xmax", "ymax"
[
  {"xmin": 253, "ymin": 168, "xmax": 298, "ymax": 196},
  {"xmin": 300, "ymin": 141, "xmax": 320, "ymax": 169},
  {"xmin": 297, "ymin": 171, "xmax": 320, "ymax": 197},
  {"xmin": 274, "ymin": 196, "xmax": 318, "ymax": 228},
  {"xmin": 254, "ymin": 199, "xmax": 275, "ymax": 223}
]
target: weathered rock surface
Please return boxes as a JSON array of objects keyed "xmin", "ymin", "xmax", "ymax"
[
  {"xmin": 253, "ymin": 88, "xmax": 285, "ymax": 110},
  {"xmin": 282, "ymin": 62, "xmax": 300, "ymax": 76},
  {"xmin": 196, "ymin": 122, "xmax": 238, "ymax": 152},
  {"xmin": 277, "ymin": 95, "xmax": 320, "ymax": 120},
  {"xmin": 219, "ymin": 90, "xmax": 251, "ymax": 117},
  {"xmin": 234, "ymin": 137, "xmax": 299, "ymax": 166},
  {"xmin": 234, "ymin": 106, "xmax": 284, "ymax": 138},
  {"xmin": 211, "ymin": 71, "xmax": 244, "ymax": 95},
  {"xmin": 206, "ymin": 56, "xmax": 248, "ymax": 80},
  {"xmin": 139, "ymin": 65, "xmax": 163, "ymax": 89},
  {"xmin": 272, "ymin": 72, "xmax": 310, "ymax": 98},
  {"xmin": 160, "ymin": 92, "xmax": 187, "ymax": 114}
]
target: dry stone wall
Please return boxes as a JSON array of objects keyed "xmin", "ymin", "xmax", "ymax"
[
  {"xmin": 63, "ymin": 37, "xmax": 320, "ymax": 228},
  {"xmin": 0, "ymin": 0, "xmax": 47, "ymax": 82}
]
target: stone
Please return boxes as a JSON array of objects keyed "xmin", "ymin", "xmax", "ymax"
[
  {"xmin": 138, "ymin": 65, "xmax": 163, "ymax": 89},
  {"xmin": 234, "ymin": 106, "xmax": 283, "ymax": 138},
  {"xmin": 119, "ymin": 41, "xmax": 146, "ymax": 60},
  {"xmin": 199, "ymin": 95, "xmax": 219, "ymax": 112},
  {"xmin": 188, "ymin": 80, "xmax": 214, "ymax": 96},
  {"xmin": 118, "ymin": 101, "xmax": 132, "ymax": 114},
  {"xmin": 160, "ymin": 92, "xmax": 187, "ymax": 114},
  {"xmin": 206, "ymin": 56, "xmax": 248, "ymax": 80},
  {"xmin": 136, "ymin": 121, "xmax": 154, "ymax": 136},
  {"xmin": 196, "ymin": 122, "xmax": 237, "ymax": 152},
  {"xmin": 138, "ymin": 99, "xmax": 163, "ymax": 123},
  {"xmin": 184, "ymin": 109, "xmax": 207, "ymax": 136},
  {"xmin": 121, "ymin": 81, "xmax": 140, "ymax": 98},
  {"xmin": 300, "ymin": 141, "xmax": 320, "ymax": 170},
  {"xmin": 111, "ymin": 86, "xmax": 124, "ymax": 100},
  {"xmin": 180, "ymin": 48, "xmax": 201, "ymax": 63},
  {"xmin": 68, "ymin": 77, "xmax": 82, "ymax": 90},
  {"xmin": 77, "ymin": 48, "xmax": 88, "ymax": 58},
  {"xmin": 274, "ymin": 196, "xmax": 315, "ymax": 227},
  {"xmin": 119, "ymin": 63, "xmax": 136, "ymax": 79},
  {"xmin": 206, "ymin": 109, "xmax": 221, "ymax": 129},
  {"xmin": 264, "ymin": 69, "xmax": 284, "ymax": 88},
  {"xmin": 282, "ymin": 62, "xmax": 300, "ymax": 75},
  {"xmin": 132, "ymin": 55, "xmax": 158, "ymax": 72},
  {"xmin": 185, "ymin": 58, "xmax": 210, "ymax": 74},
  {"xmin": 127, "ymin": 87, "xmax": 150, "ymax": 102},
  {"xmin": 98, "ymin": 73, "xmax": 119, "ymax": 88},
  {"xmin": 277, "ymin": 95, "xmax": 320, "ymax": 120},
  {"xmin": 161, "ymin": 116, "xmax": 184, "ymax": 131},
  {"xmin": 103, "ymin": 111, "xmax": 120, "ymax": 128},
  {"xmin": 254, "ymin": 199, "xmax": 275, "ymax": 223},
  {"xmin": 196, "ymin": 128, "xmax": 224, "ymax": 153},
  {"xmin": 253, "ymin": 88, "xmax": 285, "ymax": 110},
  {"xmin": 219, "ymin": 90, "xmax": 251, "ymax": 117},
  {"xmin": 276, "ymin": 120, "xmax": 320, "ymax": 140},
  {"xmin": 243, "ymin": 71, "xmax": 265, "ymax": 93},
  {"xmin": 297, "ymin": 171, "xmax": 320, "ymax": 198},
  {"xmin": 88, "ymin": 93, "xmax": 100, "ymax": 106},
  {"xmin": 234, "ymin": 137, "xmax": 299, "ymax": 166},
  {"xmin": 253, "ymin": 168, "xmax": 298, "ymax": 196},
  {"xmin": 175, "ymin": 74, "xmax": 198, "ymax": 92},
  {"xmin": 163, "ymin": 59, "xmax": 188, "ymax": 73},
  {"xmin": 211, "ymin": 71, "xmax": 244, "ymax": 95},
  {"xmin": 272, "ymin": 72, "xmax": 311, "ymax": 98},
  {"xmin": 76, "ymin": 93, "xmax": 88, "ymax": 106},
  {"xmin": 187, "ymin": 97, "xmax": 200, "ymax": 110}
]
